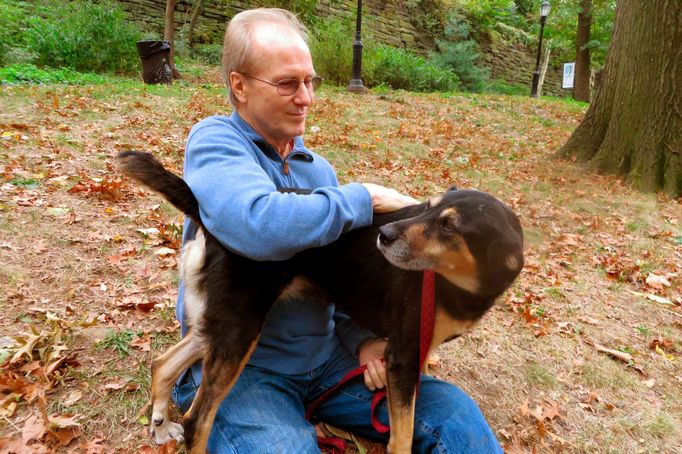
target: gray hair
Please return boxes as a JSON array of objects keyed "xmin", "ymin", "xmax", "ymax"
[{"xmin": 223, "ymin": 8, "xmax": 309, "ymax": 106}]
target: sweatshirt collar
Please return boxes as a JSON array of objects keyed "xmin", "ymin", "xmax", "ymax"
[{"xmin": 230, "ymin": 111, "xmax": 313, "ymax": 162}]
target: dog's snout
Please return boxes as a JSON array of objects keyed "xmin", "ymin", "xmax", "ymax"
[{"xmin": 378, "ymin": 224, "xmax": 400, "ymax": 246}]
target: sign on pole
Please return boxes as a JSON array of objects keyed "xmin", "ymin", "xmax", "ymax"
[{"xmin": 563, "ymin": 62, "xmax": 575, "ymax": 89}]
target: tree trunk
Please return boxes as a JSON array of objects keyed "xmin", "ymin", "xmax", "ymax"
[
  {"xmin": 164, "ymin": 0, "xmax": 182, "ymax": 80},
  {"xmin": 558, "ymin": 0, "xmax": 682, "ymax": 197},
  {"xmin": 573, "ymin": 0, "xmax": 592, "ymax": 102},
  {"xmin": 187, "ymin": 0, "xmax": 205, "ymax": 48}
]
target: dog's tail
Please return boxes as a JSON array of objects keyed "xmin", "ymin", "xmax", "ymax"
[{"xmin": 117, "ymin": 151, "xmax": 203, "ymax": 227}]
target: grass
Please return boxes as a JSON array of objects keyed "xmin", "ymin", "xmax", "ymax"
[{"xmin": 0, "ymin": 63, "xmax": 680, "ymax": 453}]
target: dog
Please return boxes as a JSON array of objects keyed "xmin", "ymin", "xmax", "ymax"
[{"xmin": 117, "ymin": 150, "xmax": 524, "ymax": 454}]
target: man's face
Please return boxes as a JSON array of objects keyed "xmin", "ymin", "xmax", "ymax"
[{"xmin": 232, "ymin": 25, "xmax": 316, "ymax": 151}]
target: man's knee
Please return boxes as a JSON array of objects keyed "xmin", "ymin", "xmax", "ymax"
[
  {"xmin": 414, "ymin": 378, "xmax": 502, "ymax": 453},
  {"xmin": 208, "ymin": 419, "xmax": 319, "ymax": 454}
]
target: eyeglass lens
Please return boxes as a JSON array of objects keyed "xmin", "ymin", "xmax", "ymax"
[{"xmin": 277, "ymin": 76, "xmax": 323, "ymax": 95}]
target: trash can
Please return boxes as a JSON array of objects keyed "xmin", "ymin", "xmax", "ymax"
[{"xmin": 136, "ymin": 40, "xmax": 172, "ymax": 85}]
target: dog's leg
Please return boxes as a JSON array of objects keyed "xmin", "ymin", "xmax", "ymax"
[
  {"xmin": 385, "ymin": 356, "xmax": 418, "ymax": 454},
  {"xmin": 150, "ymin": 329, "xmax": 204, "ymax": 445},
  {"xmin": 384, "ymin": 307, "xmax": 421, "ymax": 454},
  {"xmin": 183, "ymin": 332, "xmax": 261, "ymax": 454}
]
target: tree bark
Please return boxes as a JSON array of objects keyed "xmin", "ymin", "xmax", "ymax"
[
  {"xmin": 164, "ymin": 0, "xmax": 182, "ymax": 80},
  {"xmin": 187, "ymin": 0, "xmax": 205, "ymax": 48},
  {"xmin": 573, "ymin": 0, "xmax": 592, "ymax": 102},
  {"xmin": 558, "ymin": 0, "xmax": 682, "ymax": 197}
]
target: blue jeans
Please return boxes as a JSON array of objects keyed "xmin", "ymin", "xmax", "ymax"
[{"xmin": 173, "ymin": 343, "xmax": 502, "ymax": 454}]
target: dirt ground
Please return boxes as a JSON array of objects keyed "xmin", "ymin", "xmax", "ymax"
[{"xmin": 1, "ymin": 71, "xmax": 680, "ymax": 453}]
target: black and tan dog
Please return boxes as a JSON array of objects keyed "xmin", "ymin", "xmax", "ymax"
[{"xmin": 117, "ymin": 151, "xmax": 524, "ymax": 454}]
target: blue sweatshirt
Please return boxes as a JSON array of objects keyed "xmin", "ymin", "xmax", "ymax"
[{"xmin": 178, "ymin": 112, "xmax": 376, "ymax": 376}]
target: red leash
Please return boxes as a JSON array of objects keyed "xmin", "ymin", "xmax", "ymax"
[{"xmin": 307, "ymin": 270, "xmax": 436, "ymax": 452}]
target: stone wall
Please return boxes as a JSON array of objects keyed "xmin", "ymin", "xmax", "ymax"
[
  {"xmin": 478, "ymin": 37, "xmax": 566, "ymax": 97},
  {"xmin": 116, "ymin": 0, "xmax": 566, "ymax": 96},
  {"xmin": 116, "ymin": 0, "xmax": 433, "ymax": 51}
]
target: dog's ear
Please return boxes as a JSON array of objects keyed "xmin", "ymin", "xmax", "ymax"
[{"xmin": 447, "ymin": 185, "xmax": 458, "ymax": 192}]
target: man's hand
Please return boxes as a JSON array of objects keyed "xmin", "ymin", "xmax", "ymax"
[
  {"xmin": 358, "ymin": 337, "xmax": 388, "ymax": 391},
  {"xmin": 362, "ymin": 183, "xmax": 419, "ymax": 214}
]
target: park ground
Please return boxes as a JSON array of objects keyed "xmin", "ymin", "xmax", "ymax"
[{"xmin": 0, "ymin": 67, "xmax": 680, "ymax": 453}]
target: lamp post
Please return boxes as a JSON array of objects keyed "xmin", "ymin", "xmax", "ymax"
[
  {"xmin": 530, "ymin": 0, "xmax": 551, "ymax": 97},
  {"xmin": 347, "ymin": 0, "xmax": 366, "ymax": 93}
]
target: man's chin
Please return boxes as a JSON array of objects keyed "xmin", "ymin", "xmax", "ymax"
[{"xmin": 290, "ymin": 121, "xmax": 306, "ymax": 138}]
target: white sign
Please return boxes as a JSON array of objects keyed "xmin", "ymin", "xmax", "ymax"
[{"xmin": 563, "ymin": 62, "xmax": 575, "ymax": 89}]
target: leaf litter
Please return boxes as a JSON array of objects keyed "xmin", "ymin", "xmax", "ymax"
[{"xmin": 1, "ymin": 74, "xmax": 681, "ymax": 452}]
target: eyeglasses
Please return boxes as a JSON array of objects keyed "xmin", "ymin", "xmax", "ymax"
[{"xmin": 240, "ymin": 73, "xmax": 323, "ymax": 96}]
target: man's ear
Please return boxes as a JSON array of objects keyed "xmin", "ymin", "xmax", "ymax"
[{"xmin": 230, "ymin": 71, "xmax": 247, "ymax": 103}]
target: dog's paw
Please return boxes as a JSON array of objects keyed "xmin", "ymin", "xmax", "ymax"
[{"xmin": 151, "ymin": 420, "xmax": 185, "ymax": 445}]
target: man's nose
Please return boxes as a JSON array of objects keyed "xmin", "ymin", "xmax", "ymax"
[{"xmin": 293, "ymin": 81, "xmax": 313, "ymax": 105}]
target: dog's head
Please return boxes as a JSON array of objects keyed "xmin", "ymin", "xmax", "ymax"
[{"xmin": 377, "ymin": 188, "xmax": 524, "ymax": 298}]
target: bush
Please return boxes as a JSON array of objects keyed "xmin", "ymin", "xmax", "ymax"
[
  {"xmin": 0, "ymin": 1, "xmax": 32, "ymax": 66},
  {"xmin": 460, "ymin": 0, "xmax": 526, "ymax": 35},
  {"xmin": 0, "ymin": 63, "xmax": 107, "ymax": 85},
  {"xmin": 309, "ymin": 16, "xmax": 355, "ymax": 86},
  {"xmin": 430, "ymin": 14, "xmax": 489, "ymax": 92},
  {"xmin": 191, "ymin": 44, "xmax": 223, "ymax": 66},
  {"xmin": 24, "ymin": 0, "xmax": 141, "ymax": 73},
  {"xmin": 364, "ymin": 45, "xmax": 460, "ymax": 92},
  {"xmin": 483, "ymin": 79, "xmax": 528, "ymax": 96}
]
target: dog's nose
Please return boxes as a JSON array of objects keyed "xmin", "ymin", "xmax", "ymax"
[{"xmin": 378, "ymin": 224, "xmax": 399, "ymax": 246}]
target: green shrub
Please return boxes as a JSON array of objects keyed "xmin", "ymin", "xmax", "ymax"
[
  {"xmin": 0, "ymin": 63, "xmax": 107, "ymax": 85},
  {"xmin": 460, "ymin": 0, "xmax": 526, "ymax": 35},
  {"xmin": 0, "ymin": 1, "xmax": 32, "ymax": 66},
  {"xmin": 430, "ymin": 14, "xmax": 489, "ymax": 92},
  {"xmin": 364, "ymin": 45, "xmax": 460, "ymax": 92},
  {"xmin": 24, "ymin": 0, "xmax": 141, "ymax": 73},
  {"xmin": 405, "ymin": 0, "xmax": 449, "ymax": 41},
  {"xmin": 483, "ymin": 79, "xmax": 528, "ymax": 96},
  {"xmin": 191, "ymin": 44, "xmax": 223, "ymax": 66},
  {"xmin": 309, "ymin": 16, "xmax": 355, "ymax": 86}
]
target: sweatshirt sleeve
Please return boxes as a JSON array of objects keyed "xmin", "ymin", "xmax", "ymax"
[
  {"xmin": 183, "ymin": 119, "xmax": 373, "ymax": 261},
  {"xmin": 333, "ymin": 311, "xmax": 380, "ymax": 357}
]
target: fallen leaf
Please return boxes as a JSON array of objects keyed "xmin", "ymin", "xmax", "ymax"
[
  {"xmin": 78, "ymin": 436, "xmax": 106, "ymax": 454},
  {"xmin": 645, "ymin": 272, "xmax": 671, "ymax": 289},
  {"xmin": 628, "ymin": 290, "xmax": 674, "ymax": 305},
  {"xmin": 137, "ymin": 227, "xmax": 160, "ymax": 236},
  {"xmin": 104, "ymin": 380, "xmax": 126, "ymax": 391},
  {"xmin": 49, "ymin": 426, "xmax": 81, "ymax": 446},
  {"xmin": 11, "ymin": 326, "xmax": 42, "ymax": 364},
  {"xmin": 159, "ymin": 439, "xmax": 178, "ymax": 454},
  {"xmin": 579, "ymin": 402, "xmax": 596, "ymax": 413},
  {"xmin": 45, "ymin": 207, "xmax": 71, "ymax": 217},
  {"xmin": 579, "ymin": 316, "xmax": 602, "ymax": 326},
  {"xmin": 648, "ymin": 336, "xmax": 674, "ymax": 352},
  {"xmin": 654, "ymin": 345, "xmax": 675, "ymax": 362},
  {"xmin": 22, "ymin": 413, "xmax": 47, "ymax": 444},
  {"xmin": 63, "ymin": 390, "xmax": 83, "ymax": 407},
  {"xmin": 131, "ymin": 334, "xmax": 151, "ymax": 352},
  {"xmin": 594, "ymin": 343, "xmax": 633, "ymax": 363}
]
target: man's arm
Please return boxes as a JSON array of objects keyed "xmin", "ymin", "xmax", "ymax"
[
  {"xmin": 184, "ymin": 119, "xmax": 373, "ymax": 261},
  {"xmin": 334, "ymin": 312, "xmax": 388, "ymax": 391}
]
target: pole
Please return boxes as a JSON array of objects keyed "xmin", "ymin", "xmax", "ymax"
[
  {"xmin": 347, "ymin": 0, "xmax": 366, "ymax": 93},
  {"xmin": 530, "ymin": 16, "xmax": 547, "ymax": 97}
]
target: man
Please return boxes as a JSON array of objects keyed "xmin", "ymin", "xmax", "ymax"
[{"xmin": 173, "ymin": 8, "xmax": 503, "ymax": 453}]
